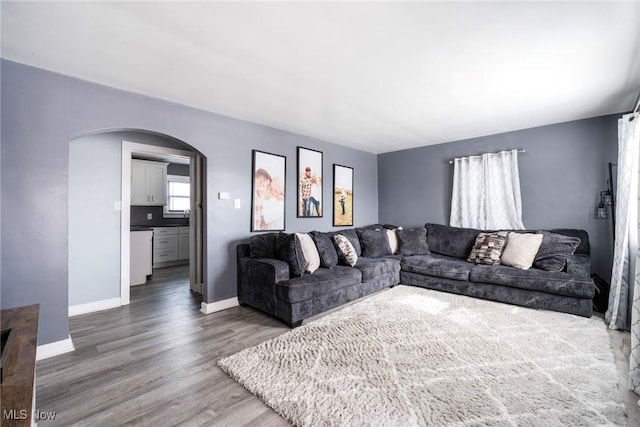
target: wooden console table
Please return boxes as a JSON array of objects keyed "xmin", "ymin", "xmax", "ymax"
[{"xmin": 1, "ymin": 304, "xmax": 39, "ymax": 427}]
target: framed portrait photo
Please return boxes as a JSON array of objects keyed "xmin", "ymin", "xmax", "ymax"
[
  {"xmin": 297, "ymin": 147, "xmax": 323, "ymax": 218},
  {"xmin": 251, "ymin": 150, "xmax": 286, "ymax": 232},
  {"xmin": 333, "ymin": 164, "xmax": 353, "ymax": 227}
]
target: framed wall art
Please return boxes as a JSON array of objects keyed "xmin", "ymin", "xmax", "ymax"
[
  {"xmin": 251, "ymin": 150, "xmax": 286, "ymax": 232},
  {"xmin": 297, "ymin": 147, "xmax": 323, "ymax": 218},
  {"xmin": 333, "ymin": 164, "xmax": 353, "ymax": 226}
]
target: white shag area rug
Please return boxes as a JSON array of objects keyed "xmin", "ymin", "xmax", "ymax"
[{"xmin": 218, "ymin": 286, "xmax": 627, "ymax": 426}]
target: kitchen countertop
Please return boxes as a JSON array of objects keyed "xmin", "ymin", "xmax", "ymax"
[
  {"xmin": 130, "ymin": 224, "xmax": 188, "ymax": 231},
  {"xmin": 130, "ymin": 226, "xmax": 154, "ymax": 232}
]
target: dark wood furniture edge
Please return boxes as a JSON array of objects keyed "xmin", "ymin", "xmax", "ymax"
[{"xmin": 1, "ymin": 304, "xmax": 40, "ymax": 426}]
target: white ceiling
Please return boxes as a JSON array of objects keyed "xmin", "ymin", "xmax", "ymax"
[{"xmin": 2, "ymin": 2, "xmax": 639, "ymax": 154}]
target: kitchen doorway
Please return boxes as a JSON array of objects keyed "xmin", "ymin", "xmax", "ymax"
[{"xmin": 121, "ymin": 140, "xmax": 206, "ymax": 305}]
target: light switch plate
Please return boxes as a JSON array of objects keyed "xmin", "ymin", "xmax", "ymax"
[
  {"xmin": 219, "ymin": 192, "xmax": 230, "ymax": 200},
  {"xmin": 147, "ymin": 213, "xmax": 153, "ymax": 220},
  {"xmin": 234, "ymin": 199, "xmax": 241, "ymax": 209}
]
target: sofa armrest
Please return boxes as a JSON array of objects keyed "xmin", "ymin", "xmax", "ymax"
[
  {"xmin": 247, "ymin": 258, "xmax": 290, "ymax": 283},
  {"xmin": 565, "ymin": 254, "xmax": 591, "ymax": 278},
  {"xmin": 238, "ymin": 258, "xmax": 290, "ymax": 316}
]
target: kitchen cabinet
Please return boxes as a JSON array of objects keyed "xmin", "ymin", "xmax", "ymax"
[
  {"xmin": 130, "ymin": 230, "xmax": 153, "ymax": 286},
  {"xmin": 152, "ymin": 226, "xmax": 190, "ymax": 267},
  {"xmin": 131, "ymin": 159, "xmax": 168, "ymax": 206},
  {"xmin": 153, "ymin": 227, "xmax": 178, "ymax": 267},
  {"xmin": 178, "ymin": 226, "xmax": 190, "ymax": 260}
]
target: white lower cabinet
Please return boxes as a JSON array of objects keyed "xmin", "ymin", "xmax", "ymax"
[
  {"xmin": 153, "ymin": 226, "xmax": 190, "ymax": 267},
  {"xmin": 178, "ymin": 227, "xmax": 190, "ymax": 260},
  {"xmin": 131, "ymin": 230, "xmax": 153, "ymax": 286}
]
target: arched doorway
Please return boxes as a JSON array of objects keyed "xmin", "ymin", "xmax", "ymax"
[{"xmin": 68, "ymin": 129, "xmax": 207, "ymax": 315}]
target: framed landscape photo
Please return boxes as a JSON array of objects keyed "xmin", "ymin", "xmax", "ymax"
[
  {"xmin": 251, "ymin": 150, "xmax": 286, "ymax": 232},
  {"xmin": 333, "ymin": 164, "xmax": 353, "ymax": 226},
  {"xmin": 297, "ymin": 147, "xmax": 323, "ymax": 218}
]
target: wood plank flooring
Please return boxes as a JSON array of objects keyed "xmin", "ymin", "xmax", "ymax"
[
  {"xmin": 36, "ymin": 267, "xmax": 290, "ymax": 426},
  {"xmin": 36, "ymin": 268, "xmax": 640, "ymax": 426}
]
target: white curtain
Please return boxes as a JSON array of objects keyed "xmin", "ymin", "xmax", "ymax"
[
  {"xmin": 450, "ymin": 149, "xmax": 525, "ymax": 230},
  {"xmin": 607, "ymin": 113, "xmax": 640, "ymax": 406},
  {"xmin": 607, "ymin": 114, "xmax": 639, "ymax": 331}
]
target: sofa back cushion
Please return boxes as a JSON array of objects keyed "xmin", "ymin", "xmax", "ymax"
[
  {"xmin": 249, "ymin": 233, "xmax": 278, "ymax": 258},
  {"xmin": 426, "ymin": 223, "xmax": 481, "ymax": 259},
  {"xmin": 310, "ymin": 231, "xmax": 339, "ymax": 268},
  {"xmin": 275, "ymin": 233, "xmax": 306, "ymax": 278},
  {"xmin": 357, "ymin": 228, "xmax": 392, "ymax": 258},
  {"xmin": 397, "ymin": 228, "xmax": 430, "ymax": 256}
]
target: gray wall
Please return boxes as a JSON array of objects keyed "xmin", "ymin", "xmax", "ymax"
[
  {"xmin": 378, "ymin": 116, "xmax": 618, "ymax": 281},
  {"xmin": 69, "ymin": 131, "xmax": 190, "ymax": 307},
  {"xmin": 0, "ymin": 60, "xmax": 378, "ymax": 345},
  {"xmin": 69, "ymin": 134, "xmax": 122, "ymax": 306}
]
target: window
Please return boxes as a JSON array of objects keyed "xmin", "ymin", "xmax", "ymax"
[{"xmin": 164, "ymin": 175, "xmax": 190, "ymax": 217}]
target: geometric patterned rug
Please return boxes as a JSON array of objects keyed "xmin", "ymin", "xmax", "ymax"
[{"xmin": 219, "ymin": 286, "xmax": 628, "ymax": 426}]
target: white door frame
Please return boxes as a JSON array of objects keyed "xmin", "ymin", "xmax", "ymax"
[{"xmin": 120, "ymin": 141, "xmax": 195, "ymax": 305}]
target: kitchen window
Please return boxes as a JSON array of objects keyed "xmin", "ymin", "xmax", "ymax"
[{"xmin": 164, "ymin": 175, "xmax": 190, "ymax": 217}]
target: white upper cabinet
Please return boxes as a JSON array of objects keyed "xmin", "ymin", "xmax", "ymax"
[{"xmin": 131, "ymin": 159, "xmax": 168, "ymax": 206}]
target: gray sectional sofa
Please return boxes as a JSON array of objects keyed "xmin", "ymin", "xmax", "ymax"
[{"xmin": 237, "ymin": 223, "xmax": 595, "ymax": 328}]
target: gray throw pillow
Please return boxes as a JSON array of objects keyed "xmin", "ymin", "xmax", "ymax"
[
  {"xmin": 275, "ymin": 233, "xmax": 305, "ymax": 278},
  {"xmin": 249, "ymin": 233, "xmax": 278, "ymax": 258},
  {"xmin": 310, "ymin": 231, "xmax": 339, "ymax": 268},
  {"xmin": 396, "ymin": 228, "xmax": 429, "ymax": 256},
  {"xmin": 533, "ymin": 231, "xmax": 581, "ymax": 272},
  {"xmin": 357, "ymin": 229, "xmax": 392, "ymax": 258}
]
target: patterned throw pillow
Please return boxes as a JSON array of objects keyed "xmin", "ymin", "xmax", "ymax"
[
  {"xmin": 333, "ymin": 234, "xmax": 358, "ymax": 266},
  {"xmin": 467, "ymin": 231, "xmax": 509, "ymax": 265}
]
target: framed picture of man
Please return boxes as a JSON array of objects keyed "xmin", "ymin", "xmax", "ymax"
[
  {"xmin": 251, "ymin": 150, "xmax": 286, "ymax": 232},
  {"xmin": 297, "ymin": 147, "xmax": 323, "ymax": 218},
  {"xmin": 333, "ymin": 164, "xmax": 353, "ymax": 226}
]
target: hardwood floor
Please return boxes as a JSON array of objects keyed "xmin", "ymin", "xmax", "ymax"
[
  {"xmin": 36, "ymin": 266, "xmax": 290, "ymax": 426},
  {"xmin": 36, "ymin": 269, "xmax": 639, "ymax": 426}
]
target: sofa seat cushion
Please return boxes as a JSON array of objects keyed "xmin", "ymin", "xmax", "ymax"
[
  {"xmin": 469, "ymin": 264, "xmax": 594, "ymax": 299},
  {"xmin": 401, "ymin": 254, "xmax": 474, "ymax": 281},
  {"xmin": 276, "ymin": 266, "xmax": 362, "ymax": 303},
  {"xmin": 353, "ymin": 257, "xmax": 401, "ymax": 283}
]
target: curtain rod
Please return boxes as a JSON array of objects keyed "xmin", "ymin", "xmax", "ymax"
[{"xmin": 448, "ymin": 149, "xmax": 526, "ymax": 164}]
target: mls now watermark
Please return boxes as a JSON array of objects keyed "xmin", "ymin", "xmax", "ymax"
[{"xmin": 3, "ymin": 409, "xmax": 57, "ymax": 421}]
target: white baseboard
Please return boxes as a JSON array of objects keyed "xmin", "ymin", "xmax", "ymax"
[
  {"xmin": 37, "ymin": 335, "xmax": 75, "ymax": 361},
  {"xmin": 69, "ymin": 297, "xmax": 121, "ymax": 317},
  {"xmin": 200, "ymin": 297, "xmax": 239, "ymax": 314}
]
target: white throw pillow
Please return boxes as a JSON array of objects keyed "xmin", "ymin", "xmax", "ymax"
[
  {"xmin": 386, "ymin": 229, "xmax": 399, "ymax": 254},
  {"xmin": 500, "ymin": 232, "xmax": 544, "ymax": 270},
  {"xmin": 295, "ymin": 233, "xmax": 321, "ymax": 274},
  {"xmin": 333, "ymin": 234, "xmax": 358, "ymax": 267}
]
